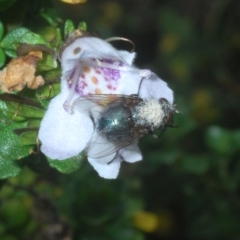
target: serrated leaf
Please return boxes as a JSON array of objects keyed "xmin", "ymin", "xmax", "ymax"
[
  {"xmin": 0, "ymin": 21, "xmax": 4, "ymax": 40},
  {"xmin": 0, "ymin": 157, "xmax": 23, "ymax": 179},
  {"xmin": 0, "ymin": 27, "xmax": 31, "ymax": 58},
  {"xmin": 64, "ymin": 20, "xmax": 75, "ymax": 38},
  {"xmin": 0, "ymin": 0, "xmax": 16, "ymax": 12},
  {"xmin": 48, "ymin": 154, "xmax": 85, "ymax": 174},
  {"xmin": 0, "ymin": 121, "xmax": 32, "ymax": 160},
  {"xmin": 0, "ymin": 47, "xmax": 6, "ymax": 68}
]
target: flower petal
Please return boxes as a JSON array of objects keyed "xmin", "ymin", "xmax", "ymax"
[
  {"xmin": 61, "ymin": 37, "xmax": 136, "ymax": 77},
  {"xmin": 139, "ymin": 73, "xmax": 174, "ymax": 103},
  {"xmin": 120, "ymin": 142, "xmax": 142, "ymax": 163},
  {"xmin": 86, "ymin": 128, "xmax": 118, "ymax": 160},
  {"xmin": 117, "ymin": 70, "xmax": 143, "ymax": 95},
  {"xmin": 118, "ymin": 50, "xmax": 136, "ymax": 65},
  {"xmin": 88, "ymin": 155, "xmax": 121, "ymax": 179},
  {"xmin": 38, "ymin": 91, "xmax": 94, "ymax": 160}
]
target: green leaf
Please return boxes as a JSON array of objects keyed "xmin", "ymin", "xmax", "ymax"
[
  {"xmin": 64, "ymin": 20, "xmax": 75, "ymax": 38},
  {"xmin": 27, "ymin": 119, "xmax": 41, "ymax": 128},
  {"xmin": 0, "ymin": 99, "xmax": 10, "ymax": 122},
  {"xmin": 14, "ymin": 128, "xmax": 38, "ymax": 146},
  {"xmin": 1, "ymin": 197, "xmax": 30, "ymax": 228},
  {"xmin": 205, "ymin": 126, "xmax": 237, "ymax": 156},
  {"xmin": 0, "ymin": 27, "xmax": 31, "ymax": 58},
  {"xmin": 0, "ymin": 47, "xmax": 6, "ymax": 68},
  {"xmin": 44, "ymin": 68, "xmax": 61, "ymax": 82},
  {"xmin": 48, "ymin": 154, "xmax": 85, "ymax": 174},
  {"xmin": 0, "ymin": 0, "xmax": 16, "ymax": 12},
  {"xmin": 36, "ymin": 76, "xmax": 60, "ymax": 108},
  {"xmin": 51, "ymin": 28, "xmax": 62, "ymax": 48},
  {"xmin": 232, "ymin": 130, "xmax": 240, "ymax": 151},
  {"xmin": 19, "ymin": 32, "xmax": 50, "ymax": 47},
  {"xmin": 0, "ymin": 21, "xmax": 4, "ymax": 40},
  {"xmin": 5, "ymin": 101, "xmax": 45, "ymax": 119},
  {"xmin": 0, "ymin": 157, "xmax": 23, "ymax": 179},
  {"xmin": 78, "ymin": 22, "xmax": 87, "ymax": 31},
  {"xmin": 178, "ymin": 155, "xmax": 209, "ymax": 175},
  {"xmin": 37, "ymin": 54, "xmax": 57, "ymax": 71},
  {"xmin": 40, "ymin": 9, "xmax": 59, "ymax": 27},
  {"xmin": 36, "ymin": 82, "xmax": 60, "ymax": 103},
  {"xmin": 0, "ymin": 121, "xmax": 32, "ymax": 160}
]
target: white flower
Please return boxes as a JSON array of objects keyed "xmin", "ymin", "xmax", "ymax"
[{"xmin": 38, "ymin": 35, "xmax": 174, "ymax": 179}]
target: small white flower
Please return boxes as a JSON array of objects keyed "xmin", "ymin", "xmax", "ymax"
[{"xmin": 38, "ymin": 35, "xmax": 174, "ymax": 179}]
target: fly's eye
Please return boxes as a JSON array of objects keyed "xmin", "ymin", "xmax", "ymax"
[{"xmin": 165, "ymin": 112, "xmax": 173, "ymax": 126}]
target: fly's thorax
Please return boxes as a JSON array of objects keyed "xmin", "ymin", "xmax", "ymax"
[
  {"xmin": 132, "ymin": 99, "xmax": 164, "ymax": 131},
  {"xmin": 96, "ymin": 101, "xmax": 134, "ymax": 140}
]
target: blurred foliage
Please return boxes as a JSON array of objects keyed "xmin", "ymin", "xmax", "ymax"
[{"xmin": 0, "ymin": 0, "xmax": 240, "ymax": 239}]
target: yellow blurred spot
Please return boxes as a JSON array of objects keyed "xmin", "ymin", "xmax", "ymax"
[
  {"xmin": 133, "ymin": 211, "xmax": 158, "ymax": 232},
  {"xmin": 97, "ymin": 2, "xmax": 123, "ymax": 27},
  {"xmin": 159, "ymin": 34, "xmax": 179, "ymax": 53},
  {"xmin": 157, "ymin": 211, "xmax": 173, "ymax": 234},
  {"xmin": 191, "ymin": 89, "xmax": 219, "ymax": 124},
  {"xmin": 61, "ymin": 0, "xmax": 87, "ymax": 4},
  {"xmin": 23, "ymin": 195, "xmax": 34, "ymax": 210},
  {"xmin": 0, "ymin": 184, "xmax": 14, "ymax": 198},
  {"xmin": 133, "ymin": 210, "xmax": 174, "ymax": 235},
  {"xmin": 170, "ymin": 58, "xmax": 190, "ymax": 81},
  {"xmin": 231, "ymin": 33, "xmax": 240, "ymax": 49},
  {"xmin": 54, "ymin": 187, "xmax": 63, "ymax": 197}
]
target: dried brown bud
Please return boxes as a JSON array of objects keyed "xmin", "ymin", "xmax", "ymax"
[{"xmin": 0, "ymin": 51, "xmax": 45, "ymax": 93}]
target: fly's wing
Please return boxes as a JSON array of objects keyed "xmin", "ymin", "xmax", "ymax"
[
  {"xmin": 73, "ymin": 94, "xmax": 130, "ymax": 106},
  {"xmin": 87, "ymin": 127, "xmax": 144, "ymax": 159},
  {"xmin": 73, "ymin": 94, "xmax": 129, "ymax": 121},
  {"xmin": 73, "ymin": 94, "xmax": 144, "ymax": 159}
]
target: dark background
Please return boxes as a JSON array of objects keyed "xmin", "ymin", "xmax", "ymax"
[{"xmin": 1, "ymin": 0, "xmax": 240, "ymax": 239}]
